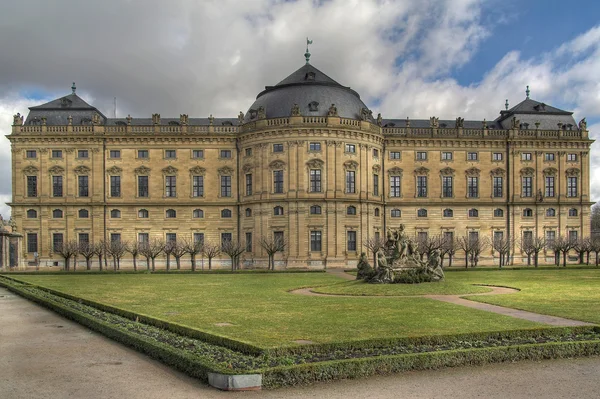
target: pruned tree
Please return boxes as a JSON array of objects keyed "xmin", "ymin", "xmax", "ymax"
[
  {"xmin": 363, "ymin": 236, "xmax": 386, "ymax": 269},
  {"xmin": 183, "ymin": 238, "xmax": 204, "ymax": 272},
  {"xmin": 415, "ymin": 234, "xmax": 445, "ymax": 262},
  {"xmin": 125, "ymin": 241, "xmax": 142, "ymax": 272},
  {"xmin": 140, "ymin": 238, "xmax": 164, "ymax": 272},
  {"xmin": 78, "ymin": 241, "xmax": 96, "ymax": 270},
  {"xmin": 92, "ymin": 241, "xmax": 106, "ymax": 271},
  {"xmin": 546, "ymin": 235, "xmax": 574, "ymax": 267},
  {"xmin": 106, "ymin": 239, "xmax": 127, "ymax": 271},
  {"xmin": 259, "ymin": 234, "xmax": 287, "ymax": 271},
  {"xmin": 458, "ymin": 234, "xmax": 489, "ymax": 268},
  {"xmin": 440, "ymin": 235, "xmax": 457, "ymax": 267},
  {"xmin": 493, "ymin": 235, "xmax": 514, "ymax": 268},
  {"xmin": 573, "ymin": 237, "xmax": 592, "ymax": 265},
  {"xmin": 222, "ymin": 239, "xmax": 245, "ymax": 271},
  {"xmin": 202, "ymin": 241, "xmax": 221, "ymax": 270},
  {"xmin": 55, "ymin": 240, "xmax": 78, "ymax": 271},
  {"xmin": 163, "ymin": 240, "xmax": 176, "ymax": 271},
  {"xmin": 521, "ymin": 236, "xmax": 547, "ymax": 268},
  {"xmin": 170, "ymin": 241, "xmax": 188, "ymax": 270},
  {"xmin": 591, "ymin": 237, "xmax": 600, "ymax": 267}
]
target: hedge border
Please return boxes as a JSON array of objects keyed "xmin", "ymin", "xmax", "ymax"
[{"xmin": 0, "ymin": 269, "xmax": 326, "ymax": 276}]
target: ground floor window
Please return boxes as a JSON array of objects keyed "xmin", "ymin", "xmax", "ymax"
[{"xmin": 310, "ymin": 231, "xmax": 322, "ymax": 252}]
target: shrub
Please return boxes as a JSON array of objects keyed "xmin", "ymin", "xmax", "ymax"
[{"xmin": 394, "ymin": 268, "xmax": 434, "ymax": 284}]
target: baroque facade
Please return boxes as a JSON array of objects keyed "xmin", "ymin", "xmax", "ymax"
[{"xmin": 7, "ymin": 58, "xmax": 593, "ymax": 268}]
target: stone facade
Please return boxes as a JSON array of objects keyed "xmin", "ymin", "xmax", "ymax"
[{"xmin": 6, "ymin": 63, "xmax": 593, "ymax": 268}]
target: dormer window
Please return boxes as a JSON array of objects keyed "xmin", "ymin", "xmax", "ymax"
[
  {"xmin": 249, "ymin": 109, "xmax": 258, "ymax": 119},
  {"xmin": 305, "ymin": 72, "xmax": 316, "ymax": 81},
  {"xmin": 222, "ymin": 121, "xmax": 233, "ymax": 126},
  {"xmin": 115, "ymin": 121, "xmax": 127, "ymax": 126},
  {"xmin": 308, "ymin": 101, "xmax": 319, "ymax": 112},
  {"xmin": 168, "ymin": 121, "xmax": 180, "ymax": 126}
]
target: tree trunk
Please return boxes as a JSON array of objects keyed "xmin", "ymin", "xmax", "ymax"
[
  {"xmin": 176, "ymin": 257, "xmax": 181, "ymax": 270},
  {"xmin": 145, "ymin": 256, "xmax": 150, "ymax": 271},
  {"xmin": 151, "ymin": 258, "xmax": 156, "ymax": 272},
  {"xmin": 563, "ymin": 251, "xmax": 567, "ymax": 267},
  {"xmin": 527, "ymin": 254, "xmax": 531, "ymax": 266},
  {"xmin": 596, "ymin": 251, "xmax": 600, "ymax": 267},
  {"xmin": 191, "ymin": 254, "xmax": 196, "ymax": 272},
  {"xmin": 86, "ymin": 258, "xmax": 91, "ymax": 270},
  {"xmin": 534, "ymin": 251, "xmax": 539, "ymax": 268},
  {"xmin": 586, "ymin": 252, "xmax": 590, "ymax": 265},
  {"xmin": 113, "ymin": 256, "xmax": 117, "ymax": 271},
  {"xmin": 133, "ymin": 255, "xmax": 137, "ymax": 272},
  {"xmin": 448, "ymin": 254, "xmax": 453, "ymax": 267},
  {"xmin": 231, "ymin": 256, "xmax": 235, "ymax": 271},
  {"xmin": 579, "ymin": 251, "xmax": 584, "ymax": 264},
  {"xmin": 98, "ymin": 254, "xmax": 103, "ymax": 271},
  {"xmin": 208, "ymin": 257, "xmax": 212, "ymax": 270},
  {"xmin": 73, "ymin": 256, "xmax": 77, "ymax": 271},
  {"xmin": 166, "ymin": 254, "xmax": 171, "ymax": 271}
]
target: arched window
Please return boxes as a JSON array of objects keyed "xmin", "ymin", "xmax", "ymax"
[
  {"xmin": 138, "ymin": 209, "xmax": 149, "ymax": 218},
  {"xmin": 165, "ymin": 209, "xmax": 176, "ymax": 218},
  {"xmin": 546, "ymin": 208, "xmax": 556, "ymax": 217},
  {"xmin": 111, "ymin": 209, "xmax": 121, "ymax": 218},
  {"xmin": 347, "ymin": 206, "xmax": 357, "ymax": 215},
  {"xmin": 193, "ymin": 209, "xmax": 204, "ymax": 218},
  {"xmin": 468, "ymin": 208, "xmax": 479, "ymax": 217},
  {"xmin": 391, "ymin": 209, "xmax": 401, "ymax": 218},
  {"xmin": 417, "ymin": 208, "xmax": 427, "ymax": 218},
  {"xmin": 27, "ymin": 209, "xmax": 37, "ymax": 218},
  {"xmin": 569, "ymin": 208, "xmax": 578, "ymax": 217},
  {"xmin": 310, "ymin": 205, "xmax": 321, "ymax": 215},
  {"xmin": 274, "ymin": 206, "xmax": 284, "ymax": 216},
  {"xmin": 523, "ymin": 208, "xmax": 533, "ymax": 217},
  {"xmin": 494, "ymin": 208, "xmax": 504, "ymax": 217},
  {"xmin": 245, "ymin": 208, "xmax": 252, "ymax": 217},
  {"xmin": 52, "ymin": 209, "xmax": 63, "ymax": 218},
  {"xmin": 374, "ymin": 208, "xmax": 380, "ymax": 217},
  {"xmin": 443, "ymin": 209, "xmax": 453, "ymax": 218},
  {"xmin": 221, "ymin": 209, "xmax": 232, "ymax": 218},
  {"xmin": 78, "ymin": 209, "xmax": 89, "ymax": 218}
]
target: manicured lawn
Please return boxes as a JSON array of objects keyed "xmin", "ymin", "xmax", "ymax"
[
  {"xmin": 312, "ymin": 280, "xmax": 491, "ymax": 296},
  {"xmin": 12, "ymin": 273, "xmax": 539, "ymax": 348}
]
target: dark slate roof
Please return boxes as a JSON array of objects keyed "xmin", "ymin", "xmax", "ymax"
[
  {"xmin": 381, "ymin": 119, "xmax": 503, "ymax": 129},
  {"xmin": 29, "ymin": 93, "xmax": 97, "ymax": 110},
  {"xmin": 245, "ymin": 63, "xmax": 369, "ymax": 121},
  {"xmin": 496, "ymin": 97, "xmax": 577, "ymax": 130},
  {"xmin": 106, "ymin": 117, "xmax": 238, "ymax": 126},
  {"xmin": 504, "ymin": 98, "xmax": 572, "ymax": 115},
  {"xmin": 25, "ymin": 93, "xmax": 107, "ymax": 126}
]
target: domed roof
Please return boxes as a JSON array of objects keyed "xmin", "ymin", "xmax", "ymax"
[{"xmin": 245, "ymin": 63, "xmax": 370, "ymax": 122}]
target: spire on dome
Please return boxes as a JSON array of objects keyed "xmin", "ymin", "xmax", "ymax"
[{"xmin": 305, "ymin": 37, "xmax": 313, "ymax": 64}]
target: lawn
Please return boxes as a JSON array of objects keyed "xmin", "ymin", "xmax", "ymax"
[
  {"xmin": 12, "ymin": 273, "xmax": 539, "ymax": 348},
  {"xmin": 312, "ymin": 280, "xmax": 492, "ymax": 296}
]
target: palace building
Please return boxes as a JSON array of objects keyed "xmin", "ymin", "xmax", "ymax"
[{"xmin": 6, "ymin": 53, "xmax": 593, "ymax": 269}]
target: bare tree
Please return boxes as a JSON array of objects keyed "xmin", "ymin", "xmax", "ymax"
[
  {"xmin": 457, "ymin": 235, "xmax": 475, "ymax": 269},
  {"xmin": 472, "ymin": 236, "xmax": 490, "ymax": 267},
  {"xmin": 416, "ymin": 234, "xmax": 447, "ymax": 262},
  {"xmin": 259, "ymin": 235, "xmax": 287, "ymax": 270},
  {"xmin": 526, "ymin": 236, "xmax": 547, "ymax": 268},
  {"xmin": 171, "ymin": 241, "xmax": 188, "ymax": 270},
  {"xmin": 55, "ymin": 240, "xmax": 78, "ymax": 271},
  {"xmin": 125, "ymin": 241, "xmax": 142, "ymax": 272},
  {"xmin": 106, "ymin": 239, "xmax": 127, "ymax": 271},
  {"xmin": 546, "ymin": 236, "xmax": 574, "ymax": 267},
  {"xmin": 163, "ymin": 240, "xmax": 176, "ymax": 271},
  {"xmin": 591, "ymin": 237, "xmax": 600, "ymax": 267},
  {"xmin": 493, "ymin": 235, "xmax": 513, "ymax": 268},
  {"xmin": 78, "ymin": 241, "xmax": 96, "ymax": 270},
  {"xmin": 92, "ymin": 241, "xmax": 106, "ymax": 271},
  {"xmin": 222, "ymin": 240, "xmax": 245, "ymax": 271},
  {"xmin": 573, "ymin": 237, "xmax": 592, "ymax": 265},
  {"xmin": 140, "ymin": 239, "xmax": 164, "ymax": 272},
  {"xmin": 183, "ymin": 238, "xmax": 203, "ymax": 271},
  {"xmin": 202, "ymin": 241, "xmax": 221, "ymax": 270},
  {"xmin": 458, "ymin": 234, "xmax": 489, "ymax": 268},
  {"xmin": 440, "ymin": 235, "xmax": 457, "ymax": 267},
  {"xmin": 363, "ymin": 236, "xmax": 386, "ymax": 269}
]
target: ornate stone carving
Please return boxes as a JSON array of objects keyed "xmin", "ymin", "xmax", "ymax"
[
  {"xmin": 306, "ymin": 159, "xmax": 324, "ymax": 169},
  {"xmin": 162, "ymin": 165, "xmax": 178, "ymax": 174},
  {"xmin": 74, "ymin": 165, "xmax": 90, "ymax": 174},
  {"xmin": 455, "ymin": 117, "xmax": 464, "ymax": 128},
  {"xmin": 377, "ymin": 113, "xmax": 382, "ymax": 126},
  {"xmin": 360, "ymin": 107, "xmax": 372, "ymax": 121},
  {"xmin": 406, "ymin": 117, "xmax": 411, "ymax": 128},
  {"xmin": 414, "ymin": 166, "xmax": 430, "ymax": 175},
  {"xmin": 92, "ymin": 113, "xmax": 101, "ymax": 125},
  {"xmin": 152, "ymin": 113, "xmax": 160, "ymax": 125},
  {"xmin": 189, "ymin": 166, "xmax": 206, "ymax": 175},
  {"xmin": 308, "ymin": 101, "xmax": 319, "ymax": 112},
  {"xmin": 511, "ymin": 116, "xmax": 520, "ymax": 129},
  {"xmin": 135, "ymin": 166, "xmax": 151, "ymax": 175},
  {"xmin": 465, "ymin": 167, "xmax": 480, "ymax": 177},
  {"xmin": 39, "ymin": 148, "xmax": 48, "ymax": 154},
  {"xmin": 440, "ymin": 167, "xmax": 455, "ymax": 176},
  {"xmin": 520, "ymin": 167, "xmax": 535, "ymax": 177},
  {"xmin": 13, "ymin": 113, "xmax": 23, "ymax": 126},
  {"xmin": 41, "ymin": 117, "xmax": 47, "ymax": 126},
  {"xmin": 429, "ymin": 116, "xmax": 439, "ymax": 128},
  {"xmin": 126, "ymin": 115, "xmax": 132, "ymax": 125},
  {"xmin": 208, "ymin": 114, "xmax": 214, "ymax": 126},
  {"xmin": 388, "ymin": 167, "xmax": 403, "ymax": 176},
  {"xmin": 238, "ymin": 111, "xmax": 244, "ymax": 125},
  {"xmin": 269, "ymin": 160, "xmax": 286, "ymax": 170},
  {"xmin": 543, "ymin": 167, "xmax": 557, "ymax": 176},
  {"xmin": 482, "ymin": 119, "xmax": 487, "ymax": 129},
  {"xmin": 343, "ymin": 160, "xmax": 359, "ymax": 170},
  {"xmin": 22, "ymin": 165, "xmax": 39, "ymax": 174},
  {"xmin": 291, "ymin": 103, "xmax": 301, "ymax": 116},
  {"xmin": 242, "ymin": 164, "xmax": 253, "ymax": 173},
  {"xmin": 180, "ymin": 114, "xmax": 188, "ymax": 125},
  {"xmin": 372, "ymin": 164, "xmax": 381, "ymax": 173},
  {"xmin": 327, "ymin": 104, "xmax": 338, "ymax": 117},
  {"xmin": 257, "ymin": 106, "xmax": 266, "ymax": 120},
  {"xmin": 92, "ymin": 148, "xmax": 100, "ymax": 153},
  {"xmin": 67, "ymin": 115, "xmax": 73, "ymax": 125},
  {"xmin": 579, "ymin": 118, "xmax": 587, "ymax": 130},
  {"xmin": 11, "ymin": 148, "xmax": 21, "ymax": 154},
  {"xmin": 489, "ymin": 168, "xmax": 505, "ymax": 177},
  {"xmin": 65, "ymin": 148, "xmax": 75, "ymax": 153},
  {"xmin": 218, "ymin": 166, "xmax": 235, "ymax": 175},
  {"xmin": 565, "ymin": 168, "xmax": 580, "ymax": 177},
  {"xmin": 48, "ymin": 165, "xmax": 65, "ymax": 174},
  {"xmin": 106, "ymin": 166, "xmax": 122, "ymax": 175}
]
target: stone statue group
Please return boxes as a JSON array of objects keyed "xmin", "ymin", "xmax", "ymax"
[{"xmin": 357, "ymin": 224, "xmax": 444, "ymax": 284}]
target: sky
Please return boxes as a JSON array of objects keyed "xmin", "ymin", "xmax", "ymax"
[{"xmin": 1, "ymin": 0, "xmax": 599, "ymax": 219}]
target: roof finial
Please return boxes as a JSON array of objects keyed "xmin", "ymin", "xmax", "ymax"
[
  {"xmin": 526, "ymin": 85, "xmax": 530, "ymax": 99},
  {"xmin": 505, "ymin": 99, "xmax": 509, "ymax": 110},
  {"xmin": 71, "ymin": 82, "xmax": 76, "ymax": 94},
  {"xmin": 305, "ymin": 37, "xmax": 313, "ymax": 64}
]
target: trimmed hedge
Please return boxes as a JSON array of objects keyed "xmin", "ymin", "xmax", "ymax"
[{"xmin": 0, "ymin": 269, "xmax": 326, "ymax": 276}]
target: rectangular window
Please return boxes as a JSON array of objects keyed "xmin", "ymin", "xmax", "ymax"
[
  {"xmin": 495, "ymin": 231, "xmax": 505, "ymax": 244},
  {"xmin": 220, "ymin": 150, "xmax": 232, "ymax": 159},
  {"xmin": 493, "ymin": 177, "xmax": 503, "ymax": 198},
  {"xmin": 111, "ymin": 233, "xmax": 122, "ymax": 243},
  {"xmin": 417, "ymin": 231, "xmax": 428, "ymax": 242},
  {"xmin": 545, "ymin": 176, "xmax": 555, "ymax": 197},
  {"xmin": 389, "ymin": 151, "xmax": 401, "ymax": 160},
  {"xmin": 521, "ymin": 152, "xmax": 532, "ymax": 161},
  {"xmin": 373, "ymin": 174, "xmax": 379, "ymax": 196},
  {"xmin": 138, "ymin": 176, "xmax": 149, "ymax": 197},
  {"xmin": 165, "ymin": 150, "xmax": 176, "ymax": 159},
  {"xmin": 522, "ymin": 177, "xmax": 532, "ymax": 197},
  {"xmin": 193, "ymin": 175, "xmax": 204, "ymax": 197},
  {"xmin": 416, "ymin": 176, "xmax": 427, "ymax": 197},
  {"xmin": 193, "ymin": 233, "xmax": 204, "ymax": 246},
  {"xmin": 545, "ymin": 153, "xmax": 555, "ymax": 161},
  {"xmin": 546, "ymin": 230, "xmax": 556, "ymax": 244},
  {"xmin": 221, "ymin": 233, "xmax": 232, "ymax": 248},
  {"xmin": 53, "ymin": 176, "xmax": 63, "ymax": 197},
  {"xmin": 310, "ymin": 169, "xmax": 321, "ymax": 193},
  {"xmin": 569, "ymin": 230, "xmax": 578, "ymax": 243},
  {"xmin": 567, "ymin": 153, "xmax": 577, "ymax": 162},
  {"xmin": 441, "ymin": 152, "xmax": 452, "ymax": 161},
  {"xmin": 310, "ymin": 231, "xmax": 322, "ymax": 252},
  {"xmin": 245, "ymin": 174, "xmax": 252, "ymax": 196},
  {"xmin": 79, "ymin": 233, "xmax": 90, "ymax": 246},
  {"xmin": 442, "ymin": 176, "xmax": 453, "ymax": 198},
  {"xmin": 137, "ymin": 150, "xmax": 149, "ymax": 159},
  {"xmin": 493, "ymin": 153, "xmax": 503, "ymax": 161},
  {"xmin": 245, "ymin": 148, "xmax": 252, "ymax": 157},
  {"xmin": 273, "ymin": 144, "xmax": 284, "ymax": 152},
  {"xmin": 138, "ymin": 233, "xmax": 149, "ymax": 244},
  {"xmin": 390, "ymin": 176, "xmax": 401, "ymax": 197},
  {"xmin": 468, "ymin": 231, "xmax": 479, "ymax": 243},
  {"xmin": 27, "ymin": 176, "xmax": 37, "ymax": 197},
  {"xmin": 165, "ymin": 176, "xmax": 176, "ymax": 197},
  {"xmin": 443, "ymin": 231, "xmax": 454, "ymax": 243},
  {"xmin": 166, "ymin": 233, "xmax": 176, "ymax": 243},
  {"xmin": 221, "ymin": 175, "xmax": 232, "ymax": 197},
  {"xmin": 192, "ymin": 149, "xmax": 204, "ymax": 159},
  {"xmin": 27, "ymin": 233, "xmax": 38, "ymax": 253},
  {"xmin": 346, "ymin": 171, "xmax": 356, "ymax": 193},
  {"xmin": 567, "ymin": 177, "xmax": 578, "ymax": 197},
  {"xmin": 373, "ymin": 149, "xmax": 379, "ymax": 158},
  {"xmin": 273, "ymin": 170, "xmax": 284, "ymax": 193},
  {"xmin": 416, "ymin": 151, "xmax": 427, "ymax": 161},
  {"xmin": 245, "ymin": 232, "xmax": 252, "ymax": 252},
  {"xmin": 26, "ymin": 150, "xmax": 37, "ymax": 159},
  {"xmin": 51, "ymin": 150, "xmax": 62, "ymax": 159},
  {"xmin": 52, "ymin": 233, "xmax": 64, "ymax": 252},
  {"xmin": 345, "ymin": 144, "xmax": 356, "ymax": 153},
  {"xmin": 347, "ymin": 231, "xmax": 357, "ymax": 251},
  {"xmin": 309, "ymin": 142, "xmax": 321, "ymax": 151},
  {"xmin": 467, "ymin": 152, "xmax": 478, "ymax": 161},
  {"xmin": 78, "ymin": 175, "xmax": 89, "ymax": 197},
  {"xmin": 274, "ymin": 231, "xmax": 284, "ymax": 248},
  {"xmin": 109, "ymin": 150, "xmax": 120, "ymax": 159},
  {"xmin": 467, "ymin": 177, "xmax": 478, "ymax": 198},
  {"xmin": 78, "ymin": 149, "xmax": 89, "ymax": 159},
  {"xmin": 110, "ymin": 176, "xmax": 121, "ymax": 197}
]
